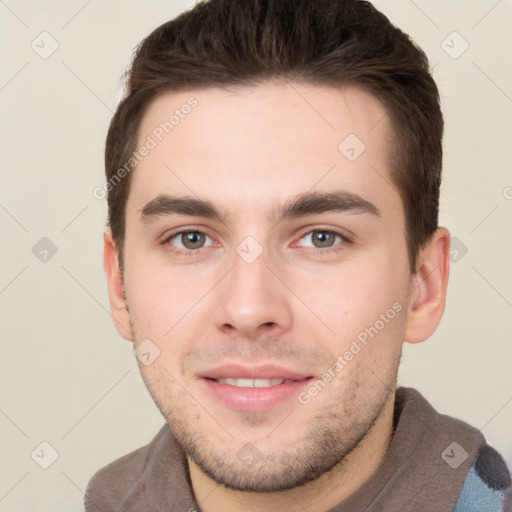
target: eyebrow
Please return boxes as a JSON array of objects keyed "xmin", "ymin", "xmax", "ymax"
[{"xmin": 139, "ymin": 190, "xmax": 381, "ymax": 225}]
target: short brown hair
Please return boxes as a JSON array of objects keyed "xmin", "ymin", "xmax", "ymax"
[{"xmin": 105, "ymin": 0, "xmax": 443, "ymax": 274}]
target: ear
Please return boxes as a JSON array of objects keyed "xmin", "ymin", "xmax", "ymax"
[
  {"xmin": 403, "ymin": 227, "xmax": 450, "ymax": 344},
  {"xmin": 103, "ymin": 229, "xmax": 133, "ymax": 342}
]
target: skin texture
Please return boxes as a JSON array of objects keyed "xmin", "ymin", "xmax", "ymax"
[{"xmin": 104, "ymin": 82, "xmax": 450, "ymax": 512}]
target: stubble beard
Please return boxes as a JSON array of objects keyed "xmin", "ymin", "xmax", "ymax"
[
  {"xmin": 140, "ymin": 359, "xmax": 398, "ymax": 493},
  {"xmin": 128, "ymin": 316, "xmax": 402, "ymax": 493}
]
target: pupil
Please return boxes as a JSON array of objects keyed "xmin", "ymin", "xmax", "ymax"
[
  {"xmin": 314, "ymin": 231, "xmax": 333, "ymax": 247},
  {"xmin": 184, "ymin": 232, "xmax": 204, "ymax": 249}
]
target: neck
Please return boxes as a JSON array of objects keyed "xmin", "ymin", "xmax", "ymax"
[{"xmin": 189, "ymin": 391, "xmax": 396, "ymax": 512}]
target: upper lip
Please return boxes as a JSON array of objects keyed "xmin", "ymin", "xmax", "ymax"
[{"xmin": 199, "ymin": 364, "xmax": 313, "ymax": 381}]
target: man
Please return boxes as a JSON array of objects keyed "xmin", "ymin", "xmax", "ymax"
[{"xmin": 85, "ymin": 0, "xmax": 511, "ymax": 510}]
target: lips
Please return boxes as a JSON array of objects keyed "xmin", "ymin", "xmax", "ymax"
[
  {"xmin": 198, "ymin": 364, "xmax": 313, "ymax": 412},
  {"xmin": 199, "ymin": 364, "xmax": 312, "ymax": 381},
  {"xmin": 216, "ymin": 378, "xmax": 295, "ymax": 387}
]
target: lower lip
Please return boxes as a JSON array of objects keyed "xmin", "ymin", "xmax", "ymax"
[{"xmin": 200, "ymin": 378, "xmax": 313, "ymax": 412}]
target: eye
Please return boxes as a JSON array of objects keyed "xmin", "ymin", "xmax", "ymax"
[
  {"xmin": 166, "ymin": 230, "xmax": 214, "ymax": 251},
  {"xmin": 296, "ymin": 229, "xmax": 348, "ymax": 250}
]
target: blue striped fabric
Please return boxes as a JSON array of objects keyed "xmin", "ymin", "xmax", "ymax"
[{"xmin": 454, "ymin": 445, "xmax": 512, "ymax": 512}]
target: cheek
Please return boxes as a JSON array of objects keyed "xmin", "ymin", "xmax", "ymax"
[
  {"xmin": 126, "ymin": 276, "xmax": 170, "ymax": 327},
  {"xmin": 288, "ymin": 251, "xmax": 403, "ymax": 336},
  {"xmin": 125, "ymin": 259, "xmax": 209, "ymax": 334}
]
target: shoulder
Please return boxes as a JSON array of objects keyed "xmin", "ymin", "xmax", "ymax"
[
  {"xmin": 454, "ymin": 444, "xmax": 512, "ymax": 512},
  {"xmin": 84, "ymin": 425, "xmax": 171, "ymax": 512}
]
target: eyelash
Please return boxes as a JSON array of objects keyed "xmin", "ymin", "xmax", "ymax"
[
  {"xmin": 293, "ymin": 228, "xmax": 352, "ymax": 255},
  {"xmin": 162, "ymin": 227, "xmax": 215, "ymax": 257},
  {"xmin": 162, "ymin": 226, "xmax": 352, "ymax": 257}
]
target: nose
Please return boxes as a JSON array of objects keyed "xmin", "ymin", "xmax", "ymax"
[{"xmin": 213, "ymin": 244, "xmax": 293, "ymax": 339}]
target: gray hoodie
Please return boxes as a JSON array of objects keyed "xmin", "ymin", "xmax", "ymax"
[{"xmin": 84, "ymin": 387, "xmax": 511, "ymax": 512}]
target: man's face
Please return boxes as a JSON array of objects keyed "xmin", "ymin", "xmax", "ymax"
[{"xmin": 119, "ymin": 82, "xmax": 416, "ymax": 491}]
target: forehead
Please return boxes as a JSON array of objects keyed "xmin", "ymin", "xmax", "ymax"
[{"xmin": 128, "ymin": 82, "xmax": 399, "ymax": 221}]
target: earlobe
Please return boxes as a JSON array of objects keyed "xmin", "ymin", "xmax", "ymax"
[
  {"xmin": 403, "ymin": 227, "xmax": 451, "ymax": 344},
  {"xmin": 103, "ymin": 229, "xmax": 133, "ymax": 342}
]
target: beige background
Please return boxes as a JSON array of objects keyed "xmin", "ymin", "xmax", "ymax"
[{"xmin": 1, "ymin": 1, "xmax": 511, "ymax": 510}]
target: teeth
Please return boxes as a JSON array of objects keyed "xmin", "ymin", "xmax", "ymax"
[{"xmin": 216, "ymin": 378, "xmax": 293, "ymax": 388}]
